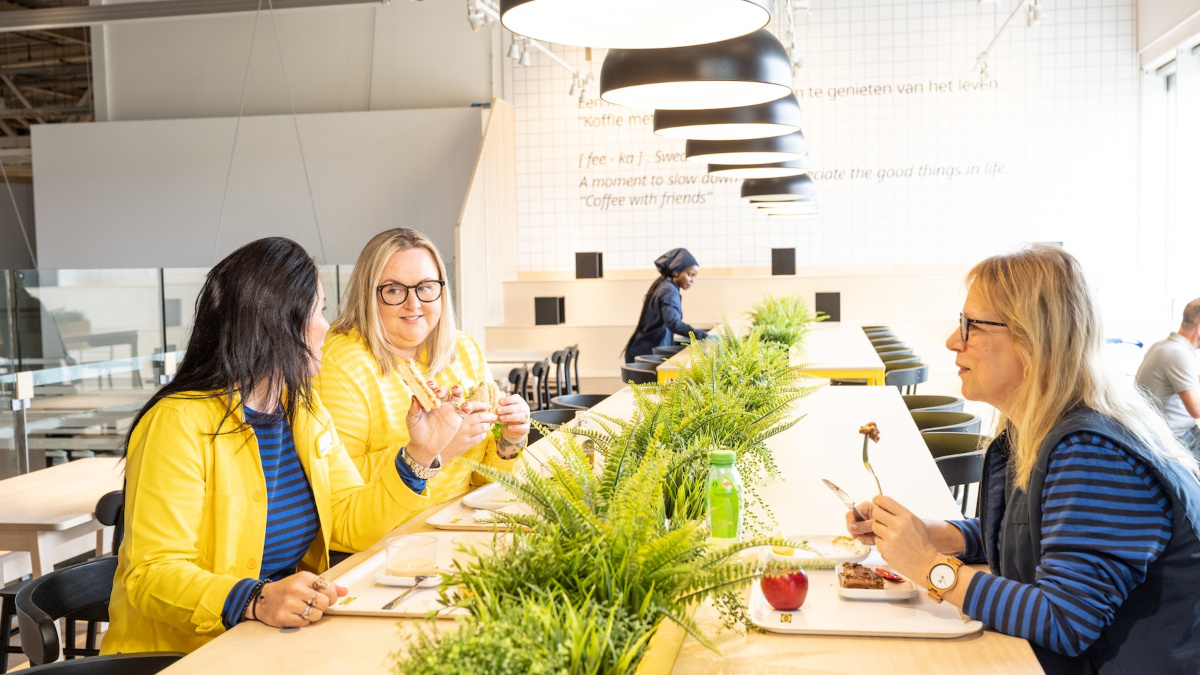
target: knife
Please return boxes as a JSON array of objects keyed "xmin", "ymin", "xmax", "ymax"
[{"xmin": 821, "ymin": 478, "xmax": 867, "ymax": 522}]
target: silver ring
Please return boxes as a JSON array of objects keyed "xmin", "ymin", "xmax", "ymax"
[
  {"xmin": 300, "ymin": 604, "xmax": 313, "ymax": 620},
  {"xmin": 308, "ymin": 592, "xmax": 320, "ymax": 606}
]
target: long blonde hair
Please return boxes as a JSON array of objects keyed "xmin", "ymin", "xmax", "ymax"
[
  {"xmin": 330, "ymin": 229, "xmax": 459, "ymax": 377},
  {"xmin": 970, "ymin": 243, "xmax": 1199, "ymax": 489}
]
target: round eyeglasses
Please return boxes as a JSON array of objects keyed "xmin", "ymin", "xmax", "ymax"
[
  {"xmin": 377, "ymin": 280, "xmax": 445, "ymax": 306},
  {"xmin": 959, "ymin": 312, "xmax": 1008, "ymax": 342}
]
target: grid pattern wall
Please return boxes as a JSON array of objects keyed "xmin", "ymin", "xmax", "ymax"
[{"xmin": 511, "ymin": 0, "xmax": 1138, "ymax": 273}]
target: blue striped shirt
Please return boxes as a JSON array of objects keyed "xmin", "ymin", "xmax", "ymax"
[
  {"xmin": 949, "ymin": 432, "xmax": 1173, "ymax": 657},
  {"xmin": 220, "ymin": 408, "xmax": 321, "ymax": 628}
]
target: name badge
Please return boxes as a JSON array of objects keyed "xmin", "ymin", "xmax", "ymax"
[{"xmin": 318, "ymin": 432, "xmax": 334, "ymax": 457}]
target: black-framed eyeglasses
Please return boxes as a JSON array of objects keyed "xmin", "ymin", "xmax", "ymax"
[
  {"xmin": 960, "ymin": 312, "xmax": 1008, "ymax": 342},
  {"xmin": 376, "ymin": 280, "xmax": 445, "ymax": 306}
]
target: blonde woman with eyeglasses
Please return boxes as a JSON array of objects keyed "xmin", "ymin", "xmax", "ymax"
[
  {"xmin": 314, "ymin": 229, "xmax": 530, "ymax": 531},
  {"xmin": 846, "ymin": 244, "xmax": 1200, "ymax": 674}
]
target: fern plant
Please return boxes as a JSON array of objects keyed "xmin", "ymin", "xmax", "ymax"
[{"xmin": 746, "ymin": 295, "xmax": 827, "ymax": 347}]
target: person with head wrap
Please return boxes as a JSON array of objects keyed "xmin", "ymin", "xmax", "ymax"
[{"xmin": 622, "ymin": 248, "xmax": 707, "ymax": 363}]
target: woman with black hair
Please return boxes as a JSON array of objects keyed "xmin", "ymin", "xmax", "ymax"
[
  {"xmin": 103, "ymin": 237, "xmax": 469, "ymax": 655},
  {"xmin": 622, "ymin": 248, "xmax": 708, "ymax": 363}
]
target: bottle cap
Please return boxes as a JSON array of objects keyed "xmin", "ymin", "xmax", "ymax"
[{"xmin": 710, "ymin": 449, "xmax": 737, "ymax": 466}]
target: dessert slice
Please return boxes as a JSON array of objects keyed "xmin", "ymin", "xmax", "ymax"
[{"xmin": 838, "ymin": 562, "xmax": 885, "ymax": 590}]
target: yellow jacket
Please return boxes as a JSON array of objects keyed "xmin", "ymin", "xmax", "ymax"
[
  {"xmin": 315, "ymin": 330, "xmax": 519, "ymax": 524},
  {"xmin": 102, "ymin": 391, "xmax": 429, "ymax": 655}
]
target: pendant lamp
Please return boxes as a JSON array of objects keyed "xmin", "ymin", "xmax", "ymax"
[
  {"xmin": 600, "ymin": 29, "xmax": 793, "ymax": 110},
  {"xmin": 686, "ymin": 130, "xmax": 805, "ymax": 165},
  {"xmin": 654, "ymin": 95, "xmax": 801, "ymax": 141},
  {"xmin": 500, "ymin": 0, "xmax": 771, "ymax": 50},
  {"xmin": 741, "ymin": 174, "xmax": 816, "ymax": 201},
  {"xmin": 709, "ymin": 156, "xmax": 810, "ymax": 179}
]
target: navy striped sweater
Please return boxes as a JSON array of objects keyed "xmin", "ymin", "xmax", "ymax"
[
  {"xmin": 949, "ymin": 432, "xmax": 1173, "ymax": 657},
  {"xmin": 220, "ymin": 408, "xmax": 320, "ymax": 628}
]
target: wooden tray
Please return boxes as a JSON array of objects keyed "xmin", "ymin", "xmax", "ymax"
[
  {"xmin": 323, "ymin": 549, "xmax": 469, "ymax": 619},
  {"xmin": 749, "ymin": 568, "xmax": 983, "ymax": 638}
]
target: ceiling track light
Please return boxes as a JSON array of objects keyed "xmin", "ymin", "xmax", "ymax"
[
  {"xmin": 654, "ymin": 94, "xmax": 802, "ymax": 141},
  {"xmin": 708, "ymin": 156, "xmax": 810, "ymax": 179},
  {"xmin": 741, "ymin": 173, "xmax": 816, "ymax": 201},
  {"xmin": 519, "ymin": 42, "xmax": 532, "ymax": 66},
  {"xmin": 600, "ymin": 28, "xmax": 793, "ymax": 110},
  {"xmin": 569, "ymin": 77, "xmax": 580, "ymax": 98},
  {"xmin": 686, "ymin": 130, "xmax": 806, "ymax": 165},
  {"xmin": 507, "ymin": 37, "xmax": 522, "ymax": 60},
  {"xmin": 973, "ymin": 0, "xmax": 1044, "ymax": 83},
  {"xmin": 499, "ymin": 0, "xmax": 771, "ymax": 49}
]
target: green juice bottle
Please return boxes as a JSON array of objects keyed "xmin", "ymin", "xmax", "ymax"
[{"xmin": 706, "ymin": 449, "xmax": 744, "ymax": 545}]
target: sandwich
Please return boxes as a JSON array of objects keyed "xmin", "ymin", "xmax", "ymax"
[
  {"xmin": 398, "ymin": 358, "xmax": 440, "ymax": 412},
  {"xmin": 466, "ymin": 380, "xmax": 507, "ymax": 442}
]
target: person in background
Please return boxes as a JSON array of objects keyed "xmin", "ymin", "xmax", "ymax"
[
  {"xmin": 1135, "ymin": 298, "xmax": 1200, "ymax": 460},
  {"xmin": 314, "ymin": 228, "xmax": 530, "ymax": 529},
  {"xmin": 846, "ymin": 244, "xmax": 1200, "ymax": 674},
  {"xmin": 622, "ymin": 248, "xmax": 707, "ymax": 363},
  {"xmin": 105, "ymin": 237, "xmax": 467, "ymax": 654}
]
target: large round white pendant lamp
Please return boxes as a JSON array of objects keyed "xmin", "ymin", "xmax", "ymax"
[
  {"xmin": 708, "ymin": 156, "xmax": 810, "ymax": 179},
  {"xmin": 500, "ymin": 0, "xmax": 771, "ymax": 49},
  {"xmin": 741, "ymin": 174, "xmax": 816, "ymax": 201},
  {"xmin": 600, "ymin": 29, "xmax": 793, "ymax": 110},
  {"xmin": 686, "ymin": 130, "xmax": 806, "ymax": 165},
  {"xmin": 654, "ymin": 95, "xmax": 801, "ymax": 141}
]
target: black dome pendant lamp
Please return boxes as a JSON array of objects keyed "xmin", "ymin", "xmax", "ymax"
[
  {"xmin": 686, "ymin": 130, "xmax": 806, "ymax": 165},
  {"xmin": 500, "ymin": 0, "xmax": 771, "ymax": 50},
  {"xmin": 600, "ymin": 29, "xmax": 793, "ymax": 110},
  {"xmin": 741, "ymin": 174, "xmax": 817, "ymax": 201},
  {"xmin": 708, "ymin": 156, "xmax": 810, "ymax": 179},
  {"xmin": 654, "ymin": 94, "xmax": 801, "ymax": 141}
]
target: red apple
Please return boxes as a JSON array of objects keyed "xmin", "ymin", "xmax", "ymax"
[{"xmin": 760, "ymin": 569, "xmax": 809, "ymax": 610}]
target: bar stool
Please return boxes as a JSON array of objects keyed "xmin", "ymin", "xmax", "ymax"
[
  {"xmin": 529, "ymin": 409, "xmax": 577, "ymax": 444},
  {"xmin": 620, "ymin": 362, "xmax": 659, "ymax": 385},
  {"xmin": 910, "ymin": 411, "xmax": 981, "ymax": 434},
  {"xmin": 549, "ymin": 394, "xmax": 608, "ymax": 411},
  {"xmin": 903, "ymin": 395, "xmax": 965, "ymax": 413}
]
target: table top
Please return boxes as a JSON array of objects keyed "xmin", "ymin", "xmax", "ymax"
[
  {"xmin": 659, "ymin": 323, "xmax": 885, "ymax": 374},
  {"xmin": 0, "ymin": 457, "xmax": 124, "ymax": 531},
  {"xmin": 155, "ymin": 386, "xmax": 1037, "ymax": 674}
]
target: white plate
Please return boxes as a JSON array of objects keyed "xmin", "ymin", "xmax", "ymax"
[
  {"xmin": 461, "ymin": 483, "xmax": 521, "ymax": 511},
  {"xmin": 835, "ymin": 563, "xmax": 916, "ymax": 600},
  {"xmin": 425, "ymin": 499, "xmax": 530, "ymax": 531},
  {"xmin": 779, "ymin": 534, "xmax": 871, "ymax": 565},
  {"xmin": 748, "ymin": 570, "xmax": 983, "ymax": 638}
]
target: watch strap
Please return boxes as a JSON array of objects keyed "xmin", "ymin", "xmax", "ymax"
[{"xmin": 400, "ymin": 446, "xmax": 442, "ymax": 480}]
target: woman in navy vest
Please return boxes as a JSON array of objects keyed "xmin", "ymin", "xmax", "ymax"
[
  {"xmin": 847, "ymin": 244, "xmax": 1200, "ymax": 674},
  {"xmin": 622, "ymin": 248, "xmax": 708, "ymax": 363}
]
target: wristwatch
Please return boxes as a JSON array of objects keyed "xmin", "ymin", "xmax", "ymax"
[
  {"xmin": 400, "ymin": 446, "xmax": 442, "ymax": 480},
  {"xmin": 926, "ymin": 557, "xmax": 963, "ymax": 603}
]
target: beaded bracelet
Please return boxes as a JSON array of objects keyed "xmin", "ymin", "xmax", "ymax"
[{"xmin": 244, "ymin": 579, "xmax": 269, "ymax": 623}]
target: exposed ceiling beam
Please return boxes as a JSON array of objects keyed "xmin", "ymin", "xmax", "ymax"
[
  {"xmin": 1, "ymin": 75, "xmax": 48, "ymax": 123},
  {"xmin": 0, "ymin": 0, "xmax": 384, "ymax": 33},
  {"xmin": 0, "ymin": 59, "xmax": 88, "ymax": 73},
  {"xmin": 0, "ymin": 105, "xmax": 90, "ymax": 118}
]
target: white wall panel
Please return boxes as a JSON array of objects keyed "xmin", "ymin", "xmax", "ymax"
[{"xmin": 32, "ymin": 107, "xmax": 482, "ymax": 269}]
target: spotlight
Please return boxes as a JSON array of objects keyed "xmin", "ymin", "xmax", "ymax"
[
  {"xmin": 467, "ymin": 11, "xmax": 487, "ymax": 31},
  {"xmin": 520, "ymin": 44, "xmax": 532, "ymax": 67},
  {"xmin": 507, "ymin": 38, "xmax": 522, "ymax": 60},
  {"xmin": 569, "ymin": 78, "xmax": 580, "ymax": 97}
]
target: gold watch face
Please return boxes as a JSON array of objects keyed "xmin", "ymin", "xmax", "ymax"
[{"xmin": 930, "ymin": 562, "xmax": 956, "ymax": 590}]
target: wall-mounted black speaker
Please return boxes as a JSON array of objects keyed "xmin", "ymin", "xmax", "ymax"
[
  {"xmin": 575, "ymin": 252, "xmax": 604, "ymax": 279},
  {"xmin": 815, "ymin": 292, "xmax": 840, "ymax": 322},
  {"xmin": 771, "ymin": 248, "xmax": 795, "ymax": 276},
  {"xmin": 535, "ymin": 297, "xmax": 566, "ymax": 325}
]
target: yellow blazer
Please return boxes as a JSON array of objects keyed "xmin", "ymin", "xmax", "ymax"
[
  {"xmin": 314, "ymin": 330, "xmax": 519, "ymax": 518},
  {"xmin": 102, "ymin": 391, "xmax": 429, "ymax": 655}
]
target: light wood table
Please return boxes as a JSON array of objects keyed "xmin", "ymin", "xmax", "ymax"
[
  {"xmin": 484, "ymin": 348, "xmax": 554, "ymax": 365},
  {"xmin": 657, "ymin": 322, "xmax": 887, "ymax": 386},
  {"xmin": 154, "ymin": 386, "xmax": 1038, "ymax": 674},
  {"xmin": 0, "ymin": 457, "xmax": 123, "ymax": 577}
]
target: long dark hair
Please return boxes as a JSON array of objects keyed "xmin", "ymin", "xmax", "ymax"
[{"xmin": 123, "ymin": 237, "xmax": 320, "ymax": 454}]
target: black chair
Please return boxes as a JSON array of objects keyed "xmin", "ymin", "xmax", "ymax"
[
  {"xmin": 862, "ymin": 325, "xmax": 891, "ymax": 333},
  {"xmin": 550, "ymin": 350, "xmax": 569, "ymax": 398},
  {"xmin": 529, "ymin": 359, "xmax": 552, "ymax": 410},
  {"xmin": 652, "ymin": 345, "xmax": 685, "ymax": 357},
  {"xmin": 875, "ymin": 346, "xmax": 913, "ymax": 357},
  {"xmin": 21, "ymin": 653, "xmax": 184, "ymax": 675},
  {"xmin": 1, "ymin": 582, "xmax": 23, "ymax": 674},
  {"xmin": 550, "ymin": 394, "xmax": 608, "ymax": 411},
  {"xmin": 924, "ymin": 432, "xmax": 991, "ymax": 517},
  {"xmin": 620, "ymin": 362, "xmax": 659, "ymax": 385},
  {"xmin": 565, "ymin": 345, "xmax": 581, "ymax": 395},
  {"xmin": 633, "ymin": 354, "xmax": 666, "ymax": 365},
  {"xmin": 911, "ymin": 411, "xmax": 981, "ymax": 435},
  {"xmin": 529, "ymin": 409, "xmax": 577, "ymax": 445},
  {"xmin": 863, "ymin": 329, "xmax": 894, "ymax": 339},
  {"xmin": 903, "ymin": 395, "xmax": 965, "ymax": 413},
  {"xmin": 507, "ymin": 365, "xmax": 530, "ymax": 400},
  {"xmin": 95, "ymin": 491, "xmax": 124, "ymax": 553},
  {"xmin": 16, "ymin": 556, "xmax": 117, "ymax": 665},
  {"xmin": 885, "ymin": 363, "xmax": 928, "ymax": 395},
  {"xmin": 871, "ymin": 338, "xmax": 904, "ymax": 351},
  {"xmin": 880, "ymin": 352, "xmax": 920, "ymax": 365}
]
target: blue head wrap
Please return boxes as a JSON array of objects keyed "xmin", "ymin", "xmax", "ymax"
[{"xmin": 654, "ymin": 248, "xmax": 699, "ymax": 277}]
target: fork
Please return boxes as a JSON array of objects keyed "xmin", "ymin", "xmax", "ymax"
[
  {"xmin": 381, "ymin": 576, "xmax": 428, "ymax": 610},
  {"xmin": 862, "ymin": 436, "xmax": 883, "ymax": 495}
]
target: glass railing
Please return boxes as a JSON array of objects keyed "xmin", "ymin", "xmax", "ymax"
[{"xmin": 0, "ymin": 264, "xmax": 351, "ymax": 478}]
